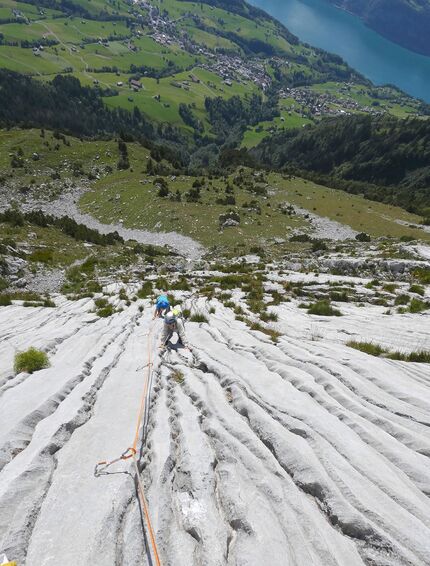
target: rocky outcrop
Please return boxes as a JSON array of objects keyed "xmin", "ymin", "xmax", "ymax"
[{"xmin": 0, "ymin": 294, "xmax": 429, "ymax": 565}]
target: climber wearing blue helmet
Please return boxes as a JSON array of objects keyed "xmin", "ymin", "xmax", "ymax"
[{"xmin": 153, "ymin": 291, "xmax": 170, "ymax": 319}]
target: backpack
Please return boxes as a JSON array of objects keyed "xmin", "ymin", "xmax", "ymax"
[{"xmin": 156, "ymin": 295, "xmax": 170, "ymax": 309}]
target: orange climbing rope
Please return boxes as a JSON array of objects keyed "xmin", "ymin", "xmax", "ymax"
[{"xmin": 95, "ymin": 318, "xmax": 162, "ymax": 566}]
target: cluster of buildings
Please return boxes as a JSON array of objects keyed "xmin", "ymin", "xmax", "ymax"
[
  {"xmin": 279, "ymin": 87, "xmax": 384, "ymax": 118},
  {"xmin": 201, "ymin": 53, "xmax": 271, "ymax": 91},
  {"xmin": 130, "ymin": 0, "xmax": 272, "ymax": 91}
]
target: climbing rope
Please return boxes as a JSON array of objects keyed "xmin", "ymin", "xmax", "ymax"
[{"xmin": 95, "ymin": 317, "xmax": 162, "ymax": 566}]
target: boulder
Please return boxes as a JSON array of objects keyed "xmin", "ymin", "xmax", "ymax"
[{"xmin": 222, "ymin": 218, "xmax": 239, "ymax": 228}]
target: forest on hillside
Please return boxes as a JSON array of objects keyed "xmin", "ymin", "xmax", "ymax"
[{"xmin": 251, "ymin": 114, "xmax": 430, "ymax": 215}]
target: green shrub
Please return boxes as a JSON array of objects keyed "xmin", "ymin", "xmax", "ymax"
[
  {"xmin": 386, "ymin": 350, "xmax": 430, "ymax": 363},
  {"xmin": 182, "ymin": 308, "xmax": 191, "ymax": 319},
  {"xmin": 347, "ymin": 341, "xmax": 386, "ymax": 357},
  {"xmin": 190, "ymin": 313, "xmax": 208, "ymax": 323},
  {"xmin": 407, "ymin": 350, "xmax": 430, "ymax": 363},
  {"xmin": 261, "ymin": 311, "xmax": 278, "ymax": 322},
  {"xmin": 119, "ymin": 287, "xmax": 128, "ymax": 301},
  {"xmin": 155, "ymin": 277, "xmax": 168, "ymax": 290},
  {"xmin": 0, "ymin": 293, "xmax": 11, "ymax": 306},
  {"xmin": 86, "ymin": 281, "xmax": 102, "ymax": 293},
  {"xmin": 329, "ymin": 291, "xmax": 349, "ymax": 302},
  {"xmin": 382, "ymin": 283, "xmax": 397, "ymax": 293},
  {"xmin": 80, "ymin": 256, "xmax": 98, "ymax": 274},
  {"xmin": 14, "ymin": 347, "xmax": 49, "ymax": 374},
  {"xmin": 97, "ymin": 304, "xmax": 115, "ymax": 317},
  {"xmin": 23, "ymin": 301, "xmax": 44, "ymax": 307},
  {"xmin": 290, "ymin": 233, "xmax": 311, "ymax": 242},
  {"xmin": 209, "ymin": 306, "xmax": 216, "ymax": 314},
  {"xmin": 0, "ymin": 276, "xmax": 8, "ymax": 291},
  {"xmin": 247, "ymin": 299, "xmax": 265, "ymax": 314},
  {"xmin": 171, "ymin": 369, "xmax": 184, "ymax": 384},
  {"xmin": 308, "ymin": 300, "xmax": 342, "ymax": 316},
  {"xmin": 394, "ymin": 294, "xmax": 410, "ymax": 306},
  {"xmin": 409, "ymin": 298, "xmax": 428, "ymax": 313},
  {"xmin": 311, "ymin": 239, "xmax": 328, "ymax": 252},
  {"xmin": 348, "ymin": 343, "xmax": 430, "ymax": 363},
  {"xmin": 28, "ymin": 248, "xmax": 54, "ymax": 263},
  {"xmin": 373, "ymin": 298, "xmax": 388, "ymax": 306},
  {"xmin": 355, "ymin": 232, "xmax": 371, "ymax": 242},
  {"xmin": 94, "ymin": 297, "xmax": 109, "ymax": 309},
  {"xmin": 20, "ymin": 293, "xmax": 44, "ymax": 303},
  {"xmin": 43, "ymin": 298, "xmax": 56, "ymax": 307},
  {"xmin": 137, "ymin": 281, "xmax": 152, "ymax": 299},
  {"xmin": 409, "ymin": 284, "xmax": 425, "ymax": 296},
  {"xmin": 413, "ymin": 268, "xmax": 430, "ymax": 284},
  {"xmin": 385, "ymin": 351, "xmax": 406, "ymax": 361},
  {"xmin": 270, "ymin": 291, "xmax": 283, "ymax": 305},
  {"xmin": 171, "ymin": 277, "xmax": 191, "ymax": 291},
  {"xmin": 247, "ymin": 320, "xmax": 281, "ymax": 343}
]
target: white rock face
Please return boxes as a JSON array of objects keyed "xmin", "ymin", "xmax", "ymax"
[{"xmin": 0, "ymin": 297, "xmax": 429, "ymax": 566}]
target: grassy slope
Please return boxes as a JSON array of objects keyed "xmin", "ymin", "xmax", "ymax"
[
  {"xmin": 79, "ymin": 169, "xmax": 430, "ymax": 246},
  {"xmin": 2, "ymin": 129, "xmax": 429, "ymax": 252}
]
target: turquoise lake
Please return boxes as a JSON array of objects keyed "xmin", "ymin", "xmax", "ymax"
[{"xmin": 249, "ymin": 0, "xmax": 430, "ymax": 102}]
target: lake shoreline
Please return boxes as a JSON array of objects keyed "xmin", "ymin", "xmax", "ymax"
[{"xmin": 249, "ymin": 0, "xmax": 430, "ymax": 102}]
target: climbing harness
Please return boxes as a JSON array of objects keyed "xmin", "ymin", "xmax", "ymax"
[{"xmin": 95, "ymin": 319, "xmax": 162, "ymax": 566}]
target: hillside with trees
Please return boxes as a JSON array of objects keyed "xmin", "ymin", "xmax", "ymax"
[
  {"xmin": 0, "ymin": 0, "xmax": 429, "ymax": 218},
  {"xmin": 251, "ymin": 114, "xmax": 430, "ymax": 215}
]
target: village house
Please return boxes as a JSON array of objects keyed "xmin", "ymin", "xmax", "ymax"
[{"xmin": 130, "ymin": 79, "xmax": 142, "ymax": 90}]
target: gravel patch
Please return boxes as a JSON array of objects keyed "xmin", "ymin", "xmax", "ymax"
[
  {"xmin": 294, "ymin": 206, "xmax": 358, "ymax": 240},
  {"xmin": 0, "ymin": 187, "xmax": 204, "ymax": 262}
]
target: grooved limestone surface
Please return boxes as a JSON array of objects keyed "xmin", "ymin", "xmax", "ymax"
[{"xmin": 0, "ymin": 297, "xmax": 429, "ymax": 565}]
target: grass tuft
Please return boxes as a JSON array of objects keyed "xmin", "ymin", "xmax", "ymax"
[
  {"xmin": 14, "ymin": 347, "xmax": 49, "ymax": 374},
  {"xmin": 347, "ymin": 341, "xmax": 386, "ymax": 357},
  {"xmin": 171, "ymin": 370, "xmax": 185, "ymax": 384},
  {"xmin": 0, "ymin": 293, "xmax": 12, "ymax": 306},
  {"xmin": 409, "ymin": 298, "xmax": 428, "ymax": 313},
  {"xmin": 409, "ymin": 284, "xmax": 425, "ymax": 296},
  {"xmin": 190, "ymin": 313, "xmax": 208, "ymax": 323},
  {"xmin": 94, "ymin": 297, "xmax": 115, "ymax": 317},
  {"xmin": 348, "ymin": 342, "xmax": 430, "ymax": 363},
  {"xmin": 137, "ymin": 281, "xmax": 153, "ymax": 299},
  {"xmin": 308, "ymin": 300, "xmax": 342, "ymax": 316},
  {"xmin": 248, "ymin": 320, "xmax": 282, "ymax": 343}
]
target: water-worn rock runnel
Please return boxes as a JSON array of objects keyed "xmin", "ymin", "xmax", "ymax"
[{"xmin": 0, "ymin": 297, "xmax": 429, "ymax": 565}]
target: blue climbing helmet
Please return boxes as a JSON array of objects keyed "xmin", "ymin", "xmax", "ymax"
[{"xmin": 156, "ymin": 294, "xmax": 170, "ymax": 309}]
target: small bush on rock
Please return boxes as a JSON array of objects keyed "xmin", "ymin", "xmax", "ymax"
[
  {"xmin": 190, "ymin": 313, "xmax": 208, "ymax": 323},
  {"xmin": 308, "ymin": 300, "xmax": 342, "ymax": 316},
  {"xmin": 14, "ymin": 347, "xmax": 49, "ymax": 374},
  {"xmin": 0, "ymin": 293, "xmax": 11, "ymax": 306},
  {"xmin": 347, "ymin": 341, "xmax": 386, "ymax": 357},
  {"xmin": 409, "ymin": 298, "xmax": 428, "ymax": 313}
]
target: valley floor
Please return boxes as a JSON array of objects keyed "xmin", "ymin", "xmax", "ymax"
[{"xmin": 0, "ymin": 295, "xmax": 430, "ymax": 565}]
